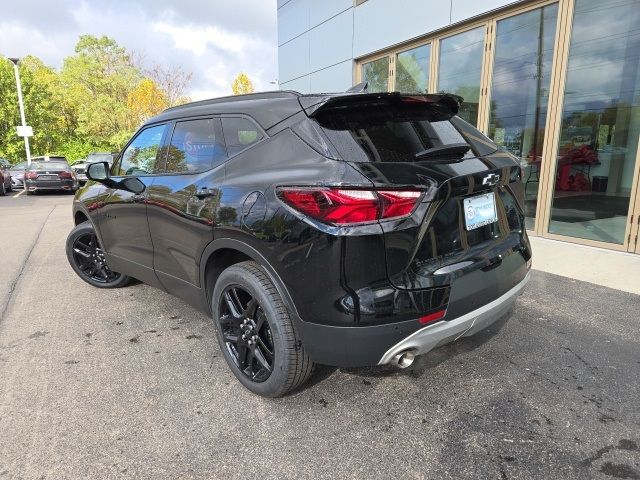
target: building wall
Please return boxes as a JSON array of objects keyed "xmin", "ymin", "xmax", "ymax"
[{"xmin": 277, "ymin": 0, "xmax": 518, "ymax": 93}]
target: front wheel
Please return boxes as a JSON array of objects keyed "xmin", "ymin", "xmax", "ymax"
[
  {"xmin": 66, "ymin": 222, "xmax": 131, "ymax": 288},
  {"xmin": 212, "ymin": 261, "xmax": 314, "ymax": 397}
]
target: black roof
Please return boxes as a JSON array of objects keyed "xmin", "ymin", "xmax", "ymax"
[
  {"xmin": 147, "ymin": 90, "xmax": 304, "ymax": 130},
  {"xmin": 145, "ymin": 90, "xmax": 463, "ymax": 130}
]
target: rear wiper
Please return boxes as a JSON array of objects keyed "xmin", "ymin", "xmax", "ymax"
[{"xmin": 414, "ymin": 142, "xmax": 471, "ymax": 161}]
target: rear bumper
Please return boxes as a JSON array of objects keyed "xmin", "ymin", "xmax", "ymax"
[
  {"xmin": 378, "ymin": 271, "xmax": 530, "ymax": 364},
  {"xmin": 25, "ymin": 180, "xmax": 77, "ymax": 190},
  {"xmin": 296, "ymin": 271, "xmax": 530, "ymax": 367}
]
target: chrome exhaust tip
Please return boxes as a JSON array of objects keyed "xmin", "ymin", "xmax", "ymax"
[{"xmin": 391, "ymin": 349, "xmax": 416, "ymax": 368}]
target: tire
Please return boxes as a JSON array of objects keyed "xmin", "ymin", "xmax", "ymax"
[
  {"xmin": 212, "ymin": 261, "xmax": 314, "ymax": 397},
  {"xmin": 66, "ymin": 222, "xmax": 131, "ymax": 288},
  {"xmin": 6, "ymin": 182, "xmax": 12, "ymax": 192},
  {"xmin": 0, "ymin": 181, "xmax": 5, "ymax": 196}
]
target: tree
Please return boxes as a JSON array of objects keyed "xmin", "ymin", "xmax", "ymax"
[
  {"xmin": 0, "ymin": 56, "xmax": 64, "ymax": 162},
  {"xmin": 60, "ymin": 35, "xmax": 141, "ymax": 150},
  {"xmin": 143, "ymin": 62, "xmax": 192, "ymax": 106},
  {"xmin": 0, "ymin": 34, "xmax": 194, "ymax": 163},
  {"xmin": 232, "ymin": 73, "xmax": 254, "ymax": 95},
  {"xmin": 127, "ymin": 78, "xmax": 168, "ymax": 129}
]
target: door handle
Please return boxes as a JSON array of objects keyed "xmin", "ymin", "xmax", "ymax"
[{"xmin": 194, "ymin": 187, "xmax": 216, "ymax": 199}]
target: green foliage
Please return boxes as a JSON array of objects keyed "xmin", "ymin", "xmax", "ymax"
[{"xmin": 0, "ymin": 35, "xmax": 191, "ymax": 164}]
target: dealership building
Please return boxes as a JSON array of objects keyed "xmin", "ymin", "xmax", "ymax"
[{"xmin": 277, "ymin": 0, "xmax": 640, "ymax": 256}]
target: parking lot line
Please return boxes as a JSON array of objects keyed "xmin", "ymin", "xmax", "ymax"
[{"xmin": 13, "ymin": 189, "xmax": 26, "ymax": 197}]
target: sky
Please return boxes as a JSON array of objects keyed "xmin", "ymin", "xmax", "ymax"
[{"xmin": 0, "ymin": 0, "xmax": 278, "ymax": 100}]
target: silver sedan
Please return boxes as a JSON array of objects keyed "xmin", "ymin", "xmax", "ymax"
[{"xmin": 9, "ymin": 161, "xmax": 27, "ymax": 189}]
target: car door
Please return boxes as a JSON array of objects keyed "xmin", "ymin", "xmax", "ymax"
[
  {"xmin": 146, "ymin": 117, "xmax": 227, "ymax": 297},
  {"xmin": 98, "ymin": 123, "xmax": 169, "ymax": 287}
]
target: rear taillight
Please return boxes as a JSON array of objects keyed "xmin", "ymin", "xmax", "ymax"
[
  {"xmin": 58, "ymin": 171, "xmax": 73, "ymax": 179},
  {"xmin": 25, "ymin": 172, "xmax": 38, "ymax": 179},
  {"xmin": 277, "ymin": 187, "xmax": 422, "ymax": 225}
]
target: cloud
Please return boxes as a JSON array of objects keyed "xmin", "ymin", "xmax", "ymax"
[{"xmin": 0, "ymin": 0, "xmax": 278, "ymax": 100}]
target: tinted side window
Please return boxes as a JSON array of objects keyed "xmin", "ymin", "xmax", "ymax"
[
  {"xmin": 222, "ymin": 117, "xmax": 264, "ymax": 156},
  {"xmin": 116, "ymin": 124, "xmax": 166, "ymax": 176},
  {"xmin": 165, "ymin": 118, "xmax": 226, "ymax": 173}
]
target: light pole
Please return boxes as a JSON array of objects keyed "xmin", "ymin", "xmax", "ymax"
[{"xmin": 8, "ymin": 57, "xmax": 32, "ymax": 167}]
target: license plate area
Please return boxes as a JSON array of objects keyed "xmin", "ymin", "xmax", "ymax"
[
  {"xmin": 38, "ymin": 175, "xmax": 58, "ymax": 181},
  {"xmin": 463, "ymin": 192, "xmax": 498, "ymax": 231}
]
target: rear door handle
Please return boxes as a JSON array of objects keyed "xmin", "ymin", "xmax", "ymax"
[{"xmin": 194, "ymin": 187, "xmax": 216, "ymax": 199}]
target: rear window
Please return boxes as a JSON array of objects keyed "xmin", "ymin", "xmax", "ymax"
[
  {"xmin": 315, "ymin": 103, "xmax": 497, "ymax": 162},
  {"xmin": 29, "ymin": 161, "xmax": 70, "ymax": 170}
]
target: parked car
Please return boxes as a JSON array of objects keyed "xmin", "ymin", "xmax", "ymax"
[
  {"xmin": 0, "ymin": 158, "xmax": 12, "ymax": 195},
  {"xmin": 31, "ymin": 155, "xmax": 68, "ymax": 163},
  {"xmin": 71, "ymin": 159, "xmax": 88, "ymax": 184},
  {"xmin": 25, "ymin": 159, "xmax": 78, "ymax": 194},
  {"xmin": 8, "ymin": 161, "xmax": 28, "ymax": 189},
  {"xmin": 66, "ymin": 90, "xmax": 532, "ymax": 397},
  {"xmin": 86, "ymin": 152, "xmax": 114, "ymax": 166},
  {"xmin": 72, "ymin": 154, "xmax": 114, "ymax": 185}
]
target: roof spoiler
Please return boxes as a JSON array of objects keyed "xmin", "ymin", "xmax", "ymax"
[
  {"xmin": 346, "ymin": 81, "xmax": 368, "ymax": 93},
  {"xmin": 299, "ymin": 92, "xmax": 463, "ymax": 119}
]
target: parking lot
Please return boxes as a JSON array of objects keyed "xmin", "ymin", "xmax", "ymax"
[{"xmin": 0, "ymin": 192, "xmax": 638, "ymax": 479}]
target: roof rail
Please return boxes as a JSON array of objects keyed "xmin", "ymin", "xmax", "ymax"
[{"xmin": 162, "ymin": 90, "xmax": 301, "ymax": 113}]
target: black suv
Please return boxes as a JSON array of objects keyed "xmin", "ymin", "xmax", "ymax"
[{"xmin": 66, "ymin": 91, "xmax": 532, "ymax": 397}]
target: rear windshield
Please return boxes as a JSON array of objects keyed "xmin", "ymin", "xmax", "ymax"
[
  {"xmin": 315, "ymin": 104, "xmax": 497, "ymax": 163},
  {"xmin": 29, "ymin": 161, "xmax": 70, "ymax": 170}
]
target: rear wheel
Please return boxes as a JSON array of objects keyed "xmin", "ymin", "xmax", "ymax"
[
  {"xmin": 212, "ymin": 261, "xmax": 314, "ymax": 397},
  {"xmin": 66, "ymin": 222, "xmax": 130, "ymax": 288}
]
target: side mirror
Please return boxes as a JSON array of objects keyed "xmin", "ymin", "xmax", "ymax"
[{"xmin": 86, "ymin": 161, "xmax": 110, "ymax": 182}]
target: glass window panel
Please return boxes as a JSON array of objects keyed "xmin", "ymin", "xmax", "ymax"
[
  {"xmin": 395, "ymin": 44, "xmax": 431, "ymax": 93},
  {"xmin": 488, "ymin": 4, "xmax": 559, "ymax": 230},
  {"xmin": 361, "ymin": 57, "xmax": 389, "ymax": 93},
  {"xmin": 116, "ymin": 124, "xmax": 166, "ymax": 176},
  {"xmin": 548, "ymin": 0, "xmax": 640, "ymax": 245},
  {"xmin": 438, "ymin": 27, "xmax": 485, "ymax": 126},
  {"xmin": 165, "ymin": 118, "xmax": 226, "ymax": 173},
  {"xmin": 222, "ymin": 117, "xmax": 264, "ymax": 156}
]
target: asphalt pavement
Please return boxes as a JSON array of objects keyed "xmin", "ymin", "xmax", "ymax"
[{"xmin": 0, "ymin": 191, "xmax": 639, "ymax": 479}]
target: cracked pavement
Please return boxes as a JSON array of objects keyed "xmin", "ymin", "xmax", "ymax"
[{"xmin": 0, "ymin": 192, "xmax": 639, "ymax": 479}]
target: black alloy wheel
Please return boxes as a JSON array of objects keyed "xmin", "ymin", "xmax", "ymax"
[
  {"xmin": 218, "ymin": 285, "xmax": 275, "ymax": 382},
  {"xmin": 66, "ymin": 222, "xmax": 130, "ymax": 288},
  {"xmin": 72, "ymin": 232, "xmax": 119, "ymax": 284},
  {"xmin": 212, "ymin": 261, "xmax": 314, "ymax": 397}
]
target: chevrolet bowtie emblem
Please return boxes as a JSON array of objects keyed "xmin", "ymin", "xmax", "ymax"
[{"xmin": 482, "ymin": 173, "xmax": 500, "ymax": 187}]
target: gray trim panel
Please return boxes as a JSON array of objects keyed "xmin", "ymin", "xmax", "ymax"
[{"xmin": 378, "ymin": 271, "xmax": 531, "ymax": 364}]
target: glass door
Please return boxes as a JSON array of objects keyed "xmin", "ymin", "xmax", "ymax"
[
  {"xmin": 546, "ymin": 0, "xmax": 640, "ymax": 246},
  {"xmin": 487, "ymin": 4, "xmax": 559, "ymax": 231},
  {"xmin": 437, "ymin": 27, "xmax": 486, "ymax": 126}
]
